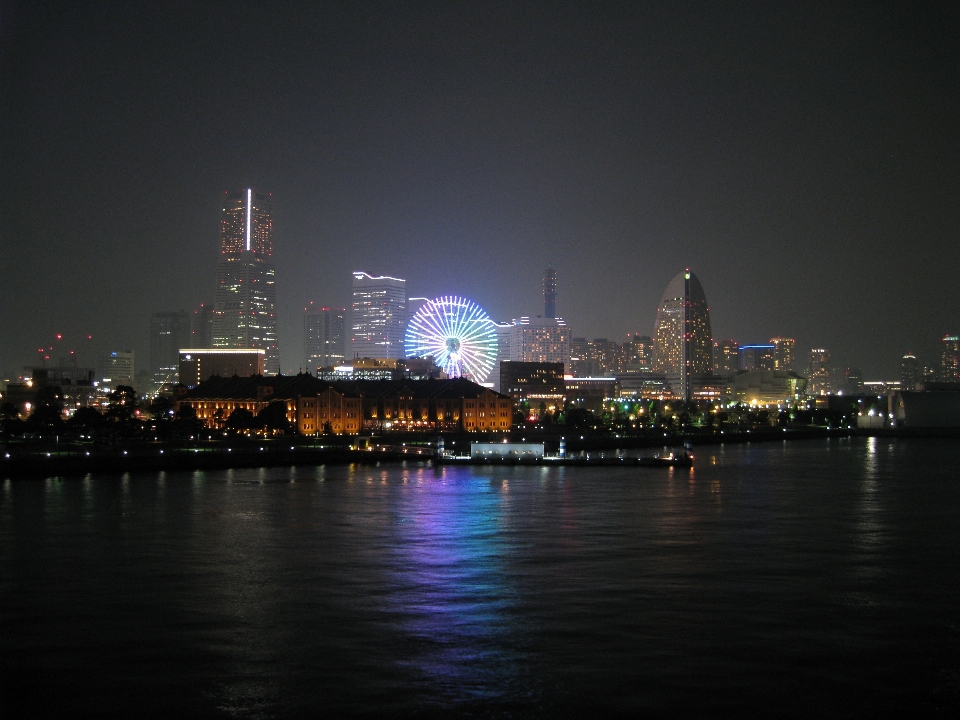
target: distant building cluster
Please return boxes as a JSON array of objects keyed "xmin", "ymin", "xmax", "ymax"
[{"xmin": 8, "ymin": 187, "xmax": 960, "ymax": 432}]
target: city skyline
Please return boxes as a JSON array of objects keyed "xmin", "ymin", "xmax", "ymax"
[
  {"xmin": 8, "ymin": 253, "xmax": 960, "ymax": 387},
  {"xmin": 2, "ymin": 4, "xmax": 959, "ymax": 380}
]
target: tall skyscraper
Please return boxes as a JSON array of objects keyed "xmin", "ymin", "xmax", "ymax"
[
  {"xmin": 192, "ymin": 302, "xmax": 214, "ymax": 347},
  {"xmin": 809, "ymin": 348, "xmax": 831, "ymax": 395},
  {"xmin": 304, "ymin": 304, "xmax": 347, "ymax": 371},
  {"xmin": 652, "ymin": 270, "xmax": 713, "ymax": 401},
  {"xmin": 150, "ymin": 311, "xmax": 191, "ymax": 388},
  {"xmin": 350, "ymin": 272, "xmax": 406, "ymax": 359},
  {"xmin": 770, "ymin": 337, "xmax": 796, "ymax": 372},
  {"xmin": 940, "ymin": 335, "xmax": 960, "ymax": 381},
  {"xmin": 212, "ymin": 189, "xmax": 279, "ymax": 374},
  {"xmin": 543, "ymin": 265, "xmax": 557, "ymax": 319},
  {"xmin": 900, "ymin": 353, "xmax": 919, "ymax": 390}
]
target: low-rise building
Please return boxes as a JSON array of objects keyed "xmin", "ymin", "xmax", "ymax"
[
  {"xmin": 727, "ymin": 370, "xmax": 807, "ymax": 405},
  {"xmin": 565, "ymin": 377, "xmax": 619, "ymax": 412},
  {"xmin": 500, "ymin": 361, "xmax": 565, "ymax": 401},
  {"xmin": 178, "ymin": 349, "xmax": 266, "ymax": 388},
  {"xmin": 177, "ymin": 375, "xmax": 512, "ymax": 435}
]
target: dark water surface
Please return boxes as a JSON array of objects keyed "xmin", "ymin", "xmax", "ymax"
[{"xmin": 2, "ymin": 438, "xmax": 960, "ymax": 718}]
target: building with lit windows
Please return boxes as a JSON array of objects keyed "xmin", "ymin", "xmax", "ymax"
[
  {"xmin": 569, "ymin": 338, "xmax": 591, "ymax": 377},
  {"xmin": 304, "ymin": 304, "xmax": 346, "ymax": 372},
  {"xmin": 770, "ymin": 337, "xmax": 796, "ymax": 372},
  {"xmin": 565, "ymin": 376, "xmax": 620, "ymax": 411},
  {"xmin": 212, "ymin": 189, "xmax": 279, "ymax": 374},
  {"xmin": 150, "ymin": 311, "xmax": 191, "ymax": 390},
  {"xmin": 901, "ymin": 353, "xmax": 920, "ymax": 391},
  {"xmin": 940, "ymin": 335, "xmax": 960, "ymax": 381},
  {"xmin": 728, "ymin": 370, "xmax": 808, "ymax": 405},
  {"xmin": 713, "ymin": 339, "xmax": 739, "ymax": 376},
  {"xmin": 500, "ymin": 361, "xmax": 566, "ymax": 401},
  {"xmin": 318, "ymin": 357, "xmax": 444, "ymax": 381},
  {"xmin": 176, "ymin": 375, "xmax": 512, "ymax": 434},
  {"xmin": 100, "ymin": 350, "xmax": 135, "ymax": 390},
  {"xmin": 543, "ymin": 265, "xmax": 557, "ymax": 319},
  {"xmin": 178, "ymin": 348, "xmax": 265, "ymax": 388},
  {"xmin": 809, "ymin": 348, "xmax": 831, "ymax": 395},
  {"xmin": 350, "ymin": 272, "xmax": 406, "ymax": 359},
  {"xmin": 622, "ymin": 333, "xmax": 654, "ymax": 372},
  {"xmin": 509, "ymin": 317, "xmax": 571, "ymax": 365},
  {"xmin": 652, "ymin": 270, "xmax": 713, "ymax": 401},
  {"xmin": 739, "ymin": 344, "xmax": 776, "ymax": 372}
]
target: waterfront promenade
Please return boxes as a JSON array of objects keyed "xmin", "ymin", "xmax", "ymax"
[{"xmin": 0, "ymin": 426, "xmax": 914, "ymax": 479}]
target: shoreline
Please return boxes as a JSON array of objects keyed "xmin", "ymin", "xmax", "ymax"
[{"xmin": 2, "ymin": 426, "xmax": 956, "ymax": 479}]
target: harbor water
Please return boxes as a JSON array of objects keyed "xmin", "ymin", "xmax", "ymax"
[{"xmin": 2, "ymin": 437, "xmax": 959, "ymax": 717}]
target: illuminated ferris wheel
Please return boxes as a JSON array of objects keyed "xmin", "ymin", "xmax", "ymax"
[{"xmin": 404, "ymin": 296, "xmax": 498, "ymax": 382}]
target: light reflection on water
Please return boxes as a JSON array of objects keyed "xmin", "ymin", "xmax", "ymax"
[
  {"xmin": 1, "ymin": 438, "xmax": 959, "ymax": 718},
  {"xmin": 385, "ymin": 467, "xmax": 524, "ymax": 705}
]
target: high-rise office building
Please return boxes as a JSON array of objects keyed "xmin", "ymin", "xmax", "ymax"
[
  {"xmin": 150, "ymin": 311, "xmax": 191, "ymax": 389},
  {"xmin": 543, "ymin": 266, "xmax": 557, "ymax": 319},
  {"xmin": 212, "ymin": 189, "xmax": 279, "ymax": 374},
  {"xmin": 350, "ymin": 272, "xmax": 406, "ymax": 359},
  {"xmin": 569, "ymin": 338, "xmax": 592, "ymax": 377},
  {"xmin": 509, "ymin": 317, "xmax": 571, "ymax": 366},
  {"xmin": 652, "ymin": 270, "xmax": 713, "ymax": 401},
  {"xmin": 770, "ymin": 337, "xmax": 796, "ymax": 372},
  {"xmin": 192, "ymin": 302, "xmax": 214, "ymax": 348},
  {"xmin": 100, "ymin": 350, "xmax": 135, "ymax": 390},
  {"xmin": 940, "ymin": 335, "xmax": 960, "ymax": 381},
  {"xmin": 623, "ymin": 333, "xmax": 654, "ymax": 372},
  {"xmin": 739, "ymin": 344, "xmax": 776, "ymax": 372},
  {"xmin": 304, "ymin": 304, "xmax": 347, "ymax": 372},
  {"xmin": 570, "ymin": 337, "xmax": 626, "ymax": 377},
  {"xmin": 713, "ymin": 339, "xmax": 740, "ymax": 376},
  {"xmin": 900, "ymin": 353, "xmax": 920, "ymax": 391},
  {"xmin": 809, "ymin": 348, "xmax": 831, "ymax": 395}
]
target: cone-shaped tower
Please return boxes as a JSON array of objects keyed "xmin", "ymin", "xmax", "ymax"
[{"xmin": 653, "ymin": 269, "xmax": 713, "ymax": 401}]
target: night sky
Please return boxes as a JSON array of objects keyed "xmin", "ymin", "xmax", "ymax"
[{"xmin": 2, "ymin": 1, "xmax": 958, "ymax": 379}]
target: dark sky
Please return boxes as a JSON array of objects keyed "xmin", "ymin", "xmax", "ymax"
[{"xmin": 2, "ymin": 1, "xmax": 958, "ymax": 379}]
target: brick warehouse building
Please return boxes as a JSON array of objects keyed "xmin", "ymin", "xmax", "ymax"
[{"xmin": 176, "ymin": 375, "xmax": 513, "ymax": 434}]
